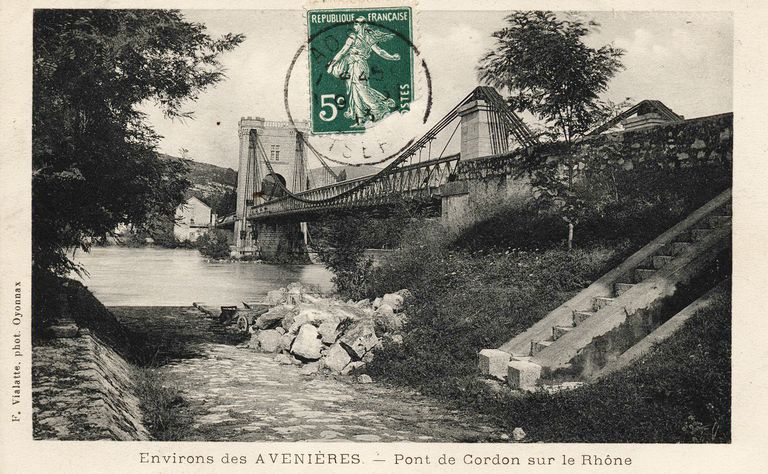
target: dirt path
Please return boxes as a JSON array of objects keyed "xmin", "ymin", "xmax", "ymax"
[{"xmin": 113, "ymin": 306, "xmax": 508, "ymax": 442}]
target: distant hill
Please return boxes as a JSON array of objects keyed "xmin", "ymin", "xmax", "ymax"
[
  {"xmin": 158, "ymin": 153, "xmax": 237, "ymax": 211},
  {"xmin": 308, "ymin": 164, "xmax": 381, "ymax": 184},
  {"xmin": 158, "ymin": 153, "xmax": 237, "ymax": 187}
]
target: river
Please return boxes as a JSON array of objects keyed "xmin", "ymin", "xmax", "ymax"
[{"xmin": 74, "ymin": 246, "xmax": 334, "ymax": 306}]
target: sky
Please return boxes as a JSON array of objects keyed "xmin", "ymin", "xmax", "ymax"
[{"xmin": 140, "ymin": 10, "xmax": 733, "ymax": 170}]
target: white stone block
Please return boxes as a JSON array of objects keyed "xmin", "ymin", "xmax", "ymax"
[
  {"xmin": 507, "ymin": 359, "xmax": 542, "ymax": 390},
  {"xmin": 478, "ymin": 349, "xmax": 511, "ymax": 380}
]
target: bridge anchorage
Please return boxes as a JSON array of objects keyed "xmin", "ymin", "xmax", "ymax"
[{"xmin": 220, "ymin": 86, "xmax": 537, "ymax": 260}]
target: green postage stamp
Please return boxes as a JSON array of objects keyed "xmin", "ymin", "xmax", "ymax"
[{"xmin": 307, "ymin": 7, "xmax": 414, "ymax": 134}]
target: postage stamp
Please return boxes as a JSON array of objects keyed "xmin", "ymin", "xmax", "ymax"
[{"xmin": 307, "ymin": 6, "xmax": 414, "ymax": 134}]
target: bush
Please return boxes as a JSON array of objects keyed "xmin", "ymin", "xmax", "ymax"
[
  {"xmin": 455, "ymin": 165, "xmax": 731, "ymax": 252},
  {"xmin": 196, "ymin": 229, "xmax": 231, "ymax": 259}
]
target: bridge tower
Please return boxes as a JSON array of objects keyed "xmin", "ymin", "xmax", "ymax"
[{"xmin": 234, "ymin": 118, "xmax": 309, "ymax": 257}]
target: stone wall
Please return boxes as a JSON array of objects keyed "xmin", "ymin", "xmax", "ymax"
[
  {"xmin": 254, "ymin": 220, "xmax": 308, "ymax": 262},
  {"xmin": 33, "ymin": 331, "xmax": 149, "ymax": 440},
  {"xmin": 32, "ymin": 283, "xmax": 149, "ymax": 440},
  {"xmin": 442, "ymin": 113, "xmax": 733, "ymax": 234}
]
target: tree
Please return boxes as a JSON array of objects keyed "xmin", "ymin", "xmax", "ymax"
[
  {"xmin": 478, "ymin": 11, "xmax": 624, "ymax": 248},
  {"xmin": 197, "ymin": 230, "xmax": 232, "ymax": 260},
  {"xmin": 33, "ymin": 10, "xmax": 244, "ymax": 277}
]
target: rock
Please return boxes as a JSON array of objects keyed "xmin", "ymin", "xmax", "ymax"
[
  {"xmin": 281, "ymin": 311, "xmax": 296, "ymax": 332},
  {"xmin": 512, "ymin": 427, "xmax": 526, "ymax": 441},
  {"xmin": 318, "ymin": 318, "xmax": 341, "ymax": 344},
  {"xmin": 256, "ymin": 329, "xmax": 282, "ymax": 353},
  {"xmin": 355, "ymin": 299, "xmax": 371, "ymax": 308},
  {"xmin": 278, "ymin": 332, "xmax": 296, "ymax": 352},
  {"xmin": 287, "ymin": 313, "xmax": 311, "ymax": 334},
  {"xmin": 301, "ymin": 293, "xmax": 324, "ymax": 304},
  {"xmin": 254, "ymin": 306, "xmax": 292, "ymax": 330},
  {"xmin": 372, "ymin": 297, "xmax": 383, "ymax": 309},
  {"xmin": 389, "ymin": 334, "xmax": 403, "ymax": 345},
  {"xmin": 357, "ymin": 374, "xmax": 373, "ymax": 384},
  {"xmin": 373, "ymin": 304, "xmax": 403, "ymax": 334},
  {"xmin": 323, "ymin": 343, "xmax": 352, "ymax": 373},
  {"xmin": 361, "ymin": 351, "xmax": 374, "ymax": 363},
  {"xmin": 286, "ymin": 283, "xmax": 303, "ymax": 305},
  {"xmin": 341, "ymin": 361, "xmax": 365, "ymax": 375},
  {"xmin": 289, "ymin": 304, "xmax": 339, "ymax": 333},
  {"xmin": 381, "ymin": 293, "xmax": 404, "ymax": 311},
  {"xmin": 499, "ymin": 433, "xmax": 510, "ymax": 441},
  {"xmin": 395, "ymin": 288, "xmax": 413, "ymax": 302},
  {"xmin": 274, "ymin": 353, "xmax": 293, "ymax": 365},
  {"xmin": 290, "ymin": 324, "xmax": 323, "ymax": 360},
  {"xmin": 275, "ymin": 326, "xmax": 286, "ymax": 335},
  {"xmin": 299, "ymin": 361, "xmax": 321, "ymax": 376},
  {"xmin": 266, "ymin": 288, "xmax": 287, "ymax": 305},
  {"xmin": 330, "ymin": 305, "xmax": 373, "ymax": 322},
  {"xmin": 339, "ymin": 318, "xmax": 379, "ymax": 359}
]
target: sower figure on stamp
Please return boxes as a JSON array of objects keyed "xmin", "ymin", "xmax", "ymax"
[{"xmin": 327, "ymin": 17, "xmax": 400, "ymax": 128}]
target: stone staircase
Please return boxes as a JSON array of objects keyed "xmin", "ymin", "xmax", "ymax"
[{"xmin": 479, "ymin": 189, "xmax": 732, "ymax": 390}]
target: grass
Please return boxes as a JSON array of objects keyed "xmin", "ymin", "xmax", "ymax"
[
  {"xmin": 355, "ymin": 165, "xmax": 732, "ymax": 443},
  {"xmin": 134, "ymin": 368, "xmax": 193, "ymax": 440},
  {"xmin": 477, "ymin": 292, "xmax": 731, "ymax": 442}
]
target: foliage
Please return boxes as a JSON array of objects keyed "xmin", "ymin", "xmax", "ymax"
[
  {"xmin": 135, "ymin": 368, "xmax": 192, "ymax": 440},
  {"xmin": 478, "ymin": 11, "xmax": 624, "ymax": 246},
  {"xmin": 310, "ymin": 200, "xmax": 439, "ymax": 299},
  {"xmin": 479, "ymin": 11, "xmax": 624, "ymax": 144},
  {"xmin": 313, "ymin": 214, "xmax": 376, "ymax": 300},
  {"xmin": 366, "ymin": 224, "xmax": 622, "ymax": 395},
  {"xmin": 196, "ymin": 229, "xmax": 232, "ymax": 259},
  {"xmin": 32, "ymin": 10, "xmax": 243, "ymax": 278},
  {"xmin": 363, "ymin": 172, "xmax": 730, "ymax": 441},
  {"xmin": 211, "ymin": 189, "xmax": 238, "ymax": 217}
]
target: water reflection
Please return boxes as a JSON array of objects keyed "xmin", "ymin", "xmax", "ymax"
[{"xmin": 74, "ymin": 247, "xmax": 334, "ymax": 306}]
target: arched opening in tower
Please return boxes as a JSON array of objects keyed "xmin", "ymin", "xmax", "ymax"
[{"xmin": 261, "ymin": 173, "xmax": 287, "ymax": 199}]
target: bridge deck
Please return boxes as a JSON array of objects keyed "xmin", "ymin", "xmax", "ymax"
[{"xmin": 241, "ymin": 153, "xmax": 460, "ymax": 221}]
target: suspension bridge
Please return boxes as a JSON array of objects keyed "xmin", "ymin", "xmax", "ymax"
[
  {"xmin": 220, "ymin": 86, "xmax": 534, "ymax": 223},
  {"xmin": 218, "ymin": 86, "xmax": 541, "ymax": 257}
]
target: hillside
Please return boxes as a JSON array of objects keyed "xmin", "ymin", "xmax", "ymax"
[
  {"xmin": 308, "ymin": 164, "xmax": 381, "ymax": 185},
  {"xmin": 158, "ymin": 153, "xmax": 237, "ymax": 211}
]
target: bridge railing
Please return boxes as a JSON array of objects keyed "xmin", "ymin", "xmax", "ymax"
[{"xmin": 246, "ymin": 153, "xmax": 460, "ymax": 219}]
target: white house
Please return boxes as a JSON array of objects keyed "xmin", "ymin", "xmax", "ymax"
[{"xmin": 174, "ymin": 196, "xmax": 215, "ymax": 242}]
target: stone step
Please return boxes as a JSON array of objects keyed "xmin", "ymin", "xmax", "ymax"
[
  {"xmin": 552, "ymin": 325, "xmax": 574, "ymax": 340},
  {"xmin": 706, "ymin": 215, "xmax": 731, "ymax": 228},
  {"xmin": 593, "ymin": 296, "xmax": 614, "ymax": 311},
  {"xmin": 691, "ymin": 228, "xmax": 711, "ymax": 241},
  {"xmin": 634, "ymin": 268, "xmax": 656, "ymax": 282},
  {"xmin": 531, "ymin": 340, "xmax": 554, "ymax": 355},
  {"xmin": 652, "ymin": 255, "xmax": 675, "ymax": 269},
  {"xmin": 572, "ymin": 310, "xmax": 596, "ymax": 326},
  {"xmin": 673, "ymin": 230, "xmax": 693, "ymax": 243},
  {"xmin": 666, "ymin": 241, "xmax": 691, "ymax": 256},
  {"xmin": 614, "ymin": 282, "xmax": 634, "ymax": 297}
]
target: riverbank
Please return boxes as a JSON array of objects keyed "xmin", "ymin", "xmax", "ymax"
[
  {"xmin": 113, "ymin": 305, "xmax": 509, "ymax": 441},
  {"xmin": 32, "ymin": 278, "xmax": 513, "ymax": 441}
]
